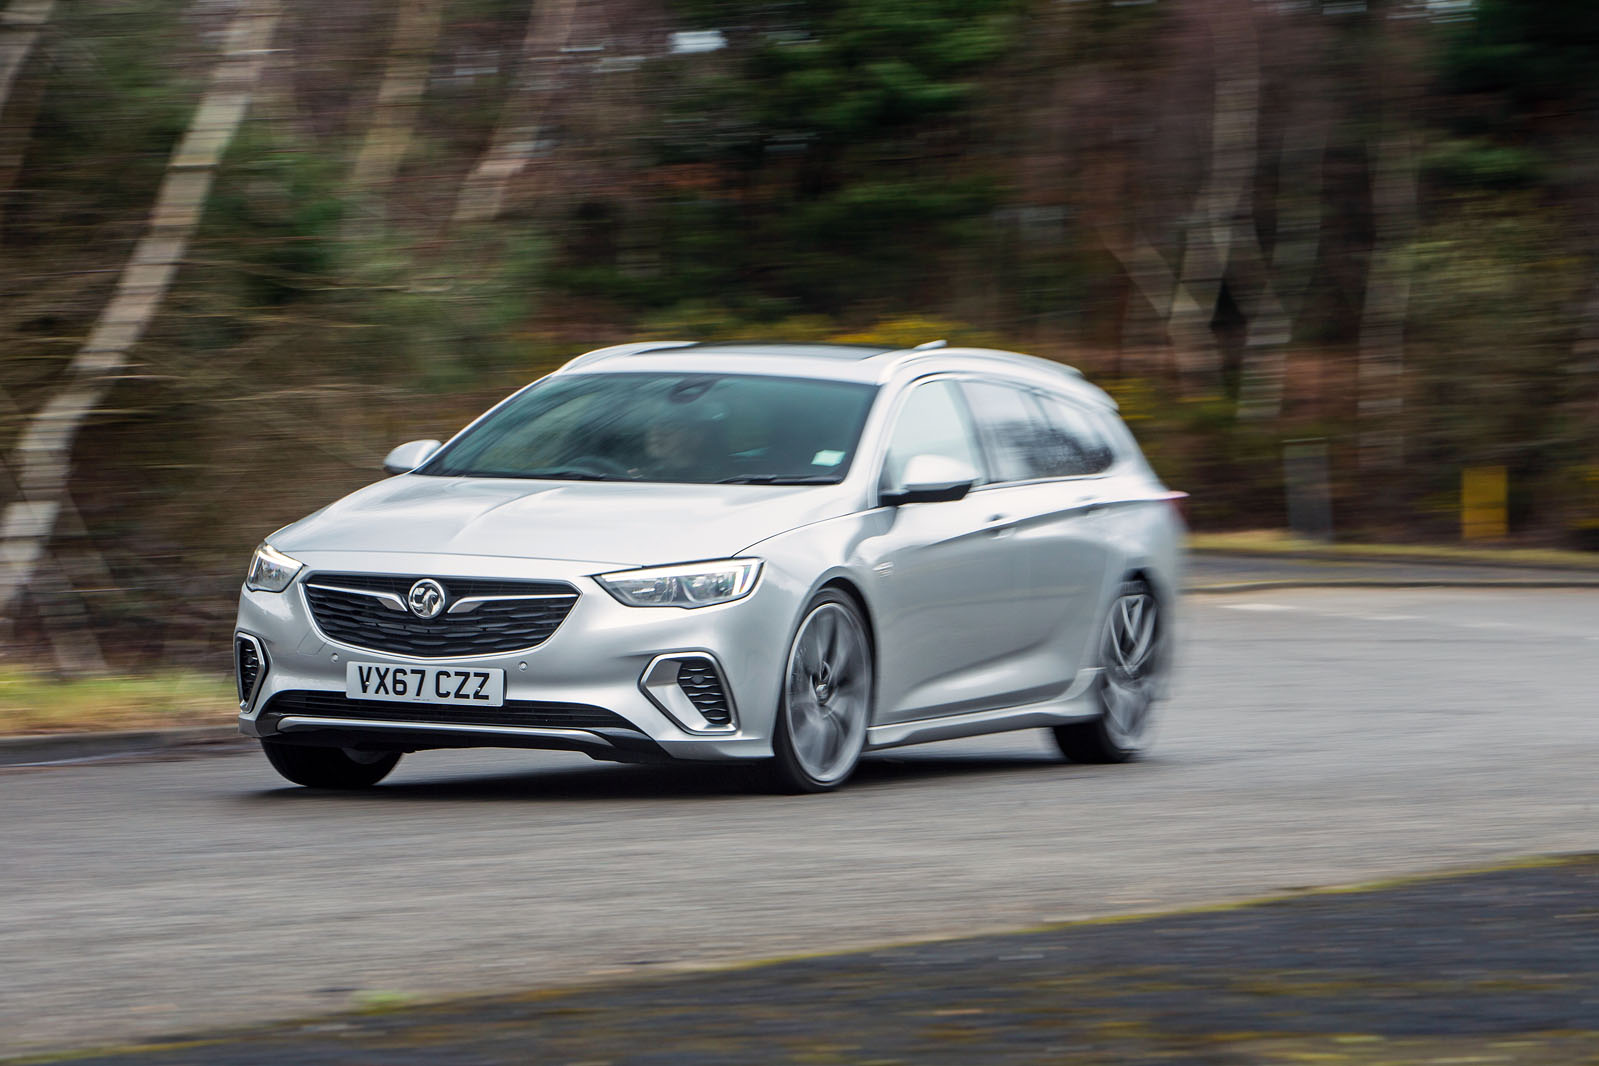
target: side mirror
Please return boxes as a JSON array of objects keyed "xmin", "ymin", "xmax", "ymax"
[
  {"xmin": 382, "ymin": 439, "xmax": 442, "ymax": 475},
  {"xmin": 881, "ymin": 454, "xmax": 979, "ymax": 506}
]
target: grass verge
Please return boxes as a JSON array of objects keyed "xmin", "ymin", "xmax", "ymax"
[
  {"xmin": 1189, "ymin": 529, "xmax": 1599, "ymax": 569},
  {"xmin": 0, "ymin": 669, "xmax": 234, "ymax": 737}
]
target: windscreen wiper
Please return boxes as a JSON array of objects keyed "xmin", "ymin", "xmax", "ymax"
[
  {"xmin": 717, "ymin": 475, "xmax": 839, "ymax": 485},
  {"xmin": 466, "ymin": 469, "xmax": 618, "ymax": 481},
  {"xmin": 527, "ymin": 470, "xmax": 619, "ymax": 481}
]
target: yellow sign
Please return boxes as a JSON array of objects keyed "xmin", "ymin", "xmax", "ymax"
[{"xmin": 1462, "ymin": 466, "xmax": 1507, "ymax": 541}]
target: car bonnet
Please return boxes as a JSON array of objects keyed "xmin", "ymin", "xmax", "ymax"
[{"xmin": 268, "ymin": 474, "xmax": 859, "ymax": 568}]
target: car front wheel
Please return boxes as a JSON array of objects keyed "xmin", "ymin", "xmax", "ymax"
[
  {"xmin": 769, "ymin": 590, "xmax": 874, "ymax": 793},
  {"xmin": 261, "ymin": 740, "xmax": 401, "ymax": 789}
]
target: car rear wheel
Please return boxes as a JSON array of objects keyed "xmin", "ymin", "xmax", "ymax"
[
  {"xmin": 1054, "ymin": 578, "xmax": 1163, "ymax": 764},
  {"xmin": 261, "ymin": 740, "xmax": 401, "ymax": 789},
  {"xmin": 768, "ymin": 590, "xmax": 874, "ymax": 793}
]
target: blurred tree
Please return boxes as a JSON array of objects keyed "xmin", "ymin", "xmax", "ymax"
[
  {"xmin": 0, "ymin": 0, "xmax": 282, "ymax": 655},
  {"xmin": 344, "ymin": 0, "xmax": 442, "ymax": 237},
  {"xmin": 1445, "ymin": 0, "xmax": 1599, "ymax": 109},
  {"xmin": 1356, "ymin": 3, "xmax": 1425, "ymax": 472},
  {"xmin": 453, "ymin": 0, "xmax": 578, "ymax": 224},
  {"xmin": 1433, "ymin": 0, "xmax": 1599, "ymax": 533},
  {"xmin": 594, "ymin": 0, "xmax": 1024, "ymax": 314},
  {"xmin": 0, "ymin": 0, "xmax": 51, "ymax": 115},
  {"xmin": 0, "ymin": 1, "xmax": 55, "ymax": 234}
]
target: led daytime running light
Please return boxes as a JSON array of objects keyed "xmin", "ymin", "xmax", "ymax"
[{"xmin": 596, "ymin": 559, "xmax": 763, "ymax": 608}]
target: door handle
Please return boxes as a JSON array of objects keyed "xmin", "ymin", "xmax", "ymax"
[{"xmin": 984, "ymin": 514, "xmax": 1017, "ymax": 538}]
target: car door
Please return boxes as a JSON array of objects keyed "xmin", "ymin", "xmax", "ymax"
[
  {"xmin": 1023, "ymin": 388, "xmax": 1126, "ymax": 680},
  {"xmin": 939, "ymin": 379, "xmax": 1111, "ymax": 705},
  {"xmin": 863, "ymin": 378, "xmax": 1040, "ymax": 725}
]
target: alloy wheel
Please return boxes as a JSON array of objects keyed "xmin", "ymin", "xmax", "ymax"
[
  {"xmin": 782, "ymin": 600, "xmax": 873, "ymax": 785},
  {"xmin": 1099, "ymin": 587, "xmax": 1160, "ymax": 748}
]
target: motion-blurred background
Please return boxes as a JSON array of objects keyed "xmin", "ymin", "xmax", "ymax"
[{"xmin": 1, "ymin": 0, "xmax": 1596, "ymax": 680}]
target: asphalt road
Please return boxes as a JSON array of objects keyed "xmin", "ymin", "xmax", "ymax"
[
  {"xmin": 4, "ymin": 587, "xmax": 1598, "ymax": 1056},
  {"xmin": 38, "ymin": 859, "xmax": 1599, "ymax": 1065}
]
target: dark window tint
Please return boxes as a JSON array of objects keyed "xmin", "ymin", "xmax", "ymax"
[
  {"xmin": 960, "ymin": 381, "xmax": 1054, "ymax": 482},
  {"xmin": 1033, "ymin": 392, "xmax": 1116, "ymax": 476}
]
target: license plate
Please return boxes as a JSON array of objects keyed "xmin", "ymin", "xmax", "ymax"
[{"xmin": 345, "ymin": 662, "xmax": 505, "ymax": 707}]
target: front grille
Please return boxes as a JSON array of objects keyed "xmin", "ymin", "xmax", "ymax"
[
  {"xmin": 261, "ymin": 690, "xmax": 642, "ymax": 733},
  {"xmin": 676, "ymin": 659, "xmax": 732, "ymax": 726},
  {"xmin": 235, "ymin": 637, "xmax": 264, "ymax": 706},
  {"xmin": 303, "ymin": 572, "xmax": 578, "ymax": 657}
]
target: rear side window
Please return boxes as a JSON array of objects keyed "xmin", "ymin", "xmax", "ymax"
[
  {"xmin": 880, "ymin": 380, "xmax": 983, "ymax": 490},
  {"xmin": 1032, "ymin": 392, "xmax": 1117, "ymax": 476},
  {"xmin": 960, "ymin": 381, "xmax": 1056, "ymax": 483}
]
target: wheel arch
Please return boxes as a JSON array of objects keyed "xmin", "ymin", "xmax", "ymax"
[
  {"xmin": 1120, "ymin": 563, "xmax": 1175, "ymax": 609},
  {"xmin": 802, "ymin": 571, "xmax": 880, "ymax": 724},
  {"xmin": 816, "ymin": 574, "xmax": 877, "ymax": 654}
]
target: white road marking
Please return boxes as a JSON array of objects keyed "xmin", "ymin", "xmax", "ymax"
[
  {"xmin": 1215, "ymin": 595, "xmax": 1594, "ymax": 641},
  {"xmin": 1217, "ymin": 603, "xmax": 1301, "ymax": 612}
]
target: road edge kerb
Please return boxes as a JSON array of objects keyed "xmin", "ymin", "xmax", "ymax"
[
  {"xmin": 1189, "ymin": 543, "xmax": 1599, "ymax": 572},
  {"xmin": 0, "ymin": 725, "xmax": 243, "ymax": 767},
  {"xmin": 1187, "ymin": 577, "xmax": 1599, "ymax": 594},
  {"xmin": 6, "ymin": 852, "xmax": 1594, "ymax": 1065}
]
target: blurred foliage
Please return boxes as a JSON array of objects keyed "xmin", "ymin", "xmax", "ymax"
[
  {"xmin": 4, "ymin": 0, "xmax": 1599, "ymax": 670},
  {"xmin": 0, "ymin": 668, "xmax": 233, "ymax": 734},
  {"xmin": 549, "ymin": 0, "xmax": 1020, "ymax": 314},
  {"xmin": 7, "ymin": 0, "xmax": 196, "ymax": 242},
  {"xmin": 1443, "ymin": 0, "xmax": 1599, "ymax": 108}
]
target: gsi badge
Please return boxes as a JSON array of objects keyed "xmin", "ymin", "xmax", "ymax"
[{"xmin": 345, "ymin": 662, "xmax": 506, "ymax": 708}]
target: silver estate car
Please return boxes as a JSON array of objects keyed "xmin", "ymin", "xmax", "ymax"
[{"xmin": 235, "ymin": 341, "xmax": 1184, "ymax": 792}]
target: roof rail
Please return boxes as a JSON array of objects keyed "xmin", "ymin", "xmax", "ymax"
[
  {"xmin": 556, "ymin": 340, "xmax": 697, "ymax": 374},
  {"xmin": 876, "ymin": 345, "xmax": 1084, "ymax": 381}
]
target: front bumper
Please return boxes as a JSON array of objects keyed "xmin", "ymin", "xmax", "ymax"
[{"xmin": 235, "ymin": 550, "xmax": 795, "ymax": 761}]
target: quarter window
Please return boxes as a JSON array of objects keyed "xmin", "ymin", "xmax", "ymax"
[
  {"xmin": 1032, "ymin": 392, "xmax": 1116, "ymax": 476},
  {"xmin": 880, "ymin": 380, "xmax": 983, "ymax": 491}
]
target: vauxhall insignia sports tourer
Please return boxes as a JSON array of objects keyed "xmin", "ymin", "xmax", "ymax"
[{"xmin": 235, "ymin": 341, "xmax": 1184, "ymax": 792}]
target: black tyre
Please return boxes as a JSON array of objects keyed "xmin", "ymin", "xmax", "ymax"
[
  {"xmin": 768, "ymin": 589, "xmax": 874, "ymax": 793},
  {"xmin": 1054, "ymin": 578, "xmax": 1165, "ymax": 764},
  {"xmin": 261, "ymin": 740, "xmax": 401, "ymax": 789}
]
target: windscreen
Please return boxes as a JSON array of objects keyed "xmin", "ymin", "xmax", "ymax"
[{"xmin": 421, "ymin": 373, "xmax": 879, "ymax": 484}]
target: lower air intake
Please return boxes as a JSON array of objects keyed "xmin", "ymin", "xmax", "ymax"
[
  {"xmin": 676, "ymin": 659, "xmax": 732, "ymax": 726},
  {"xmin": 235, "ymin": 636, "xmax": 265, "ymax": 707}
]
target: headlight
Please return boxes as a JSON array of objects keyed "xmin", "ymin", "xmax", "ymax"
[
  {"xmin": 595, "ymin": 559, "xmax": 763, "ymax": 608},
  {"xmin": 245, "ymin": 543, "xmax": 304, "ymax": 593}
]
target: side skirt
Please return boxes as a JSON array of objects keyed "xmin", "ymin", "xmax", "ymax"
[{"xmin": 865, "ymin": 668, "xmax": 1102, "ymax": 751}]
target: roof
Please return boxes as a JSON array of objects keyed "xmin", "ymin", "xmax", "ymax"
[{"xmin": 554, "ymin": 339, "xmax": 1111, "ymax": 407}]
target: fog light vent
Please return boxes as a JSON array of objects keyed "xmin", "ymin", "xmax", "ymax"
[
  {"xmin": 639, "ymin": 653, "xmax": 737, "ymax": 733},
  {"xmin": 676, "ymin": 659, "xmax": 732, "ymax": 726},
  {"xmin": 235, "ymin": 635, "xmax": 267, "ymax": 708}
]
